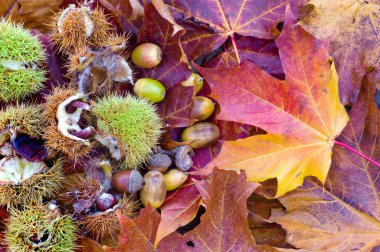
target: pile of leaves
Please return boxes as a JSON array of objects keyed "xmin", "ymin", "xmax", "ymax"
[{"xmin": 1, "ymin": 0, "xmax": 380, "ymax": 251}]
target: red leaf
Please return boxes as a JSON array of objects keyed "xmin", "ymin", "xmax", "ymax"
[
  {"xmin": 206, "ymin": 36, "xmax": 284, "ymax": 79},
  {"xmin": 156, "ymin": 83, "xmax": 195, "ymax": 128},
  {"xmin": 155, "ymin": 180, "xmax": 202, "ymax": 246},
  {"xmin": 165, "ymin": 0, "xmax": 288, "ymax": 60}
]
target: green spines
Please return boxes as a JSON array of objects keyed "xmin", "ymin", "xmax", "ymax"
[
  {"xmin": 5, "ymin": 205, "xmax": 77, "ymax": 252},
  {"xmin": 0, "ymin": 103, "xmax": 46, "ymax": 137},
  {"xmin": 92, "ymin": 95, "xmax": 163, "ymax": 168},
  {"xmin": 0, "ymin": 20, "xmax": 46, "ymax": 102}
]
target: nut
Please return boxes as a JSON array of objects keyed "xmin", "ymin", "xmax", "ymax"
[
  {"xmin": 112, "ymin": 170, "xmax": 144, "ymax": 194},
  {"xmin": 181, "ymin": 73, "xmax": 203, "ymax": 93},
  {"xmin": 164, "ymin": 169, "xmax": 188, "ymax": 191},
  {"xmin": 131, "ymin": 43, "xmax": 162, "ymax": 68},
  {"xmin": 134, "ymin": 78, "xmax": 166, "ymax": 103},
  {"xmin": 140, "ymin": 171, "xmax": 167, "ymax": 209},
  {"xmin": 96, "ymin": 193, "xmax": 118, "ymax": 211},
  {"xmin": 191, "ymin": 96, "xmax": 215, "ymax": 121},
  {"xmin": 181, "ymin": 122, "xmax": 220, "ymax": 149}
]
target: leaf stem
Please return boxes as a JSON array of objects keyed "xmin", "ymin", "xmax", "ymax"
[
  {"xmin": 334, "ymin": 140, "xmax": 380, "ymax": 168},
  {"xmin": 230, "ymin": 34, "xmax": 241, "ymax": 64}
]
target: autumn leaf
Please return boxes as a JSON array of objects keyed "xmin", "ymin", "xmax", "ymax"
[
  {"xmin": 155, "ymin": 179, "xmax": 202, "ymax": 247},
  {"xmin": 156, "ymin": 83, "xmax": 195, "ymax": 128},
  {"xmin": 2, "ymin": 0, "xmax": 62, "ymax": 32},
  {"xmin": 197, "ymin": 6, "xmax": 349, "ymax": 197},
  {"xmin": 296, "ymin": 0, "xmax": 380, "ymax": 104},
  {"xmin": 164, "ymin": 0, "xmax": 288, "ymax": 60},
  {"xmin": 270, "ymin": 73, "xmax": 380, "ymax": 251},
  {"xmin": 206, "ymin": 36, "xmax": 284, "ymax": 79},
  {"xmin": 104, "ymin": 205, "xmax": 189, "ymax": 252},
  {"xmin": 178, "ymin": 169, "xmax": 259, "ymax": 251},
  {"xmin": 97, "ymin": 0, "xmax": 144, "ymax": 36}
]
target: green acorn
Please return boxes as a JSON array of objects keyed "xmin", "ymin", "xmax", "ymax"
[
  {"xmin": 0, "ymin": 20, "xmax": 46, "ymax": 102},
  {"xmin": 5, "ymin": 204, "xmax": 77, "ymax": 252},
  {"xmin": 92, "ymin": 95, "xmax": 163, "ymax": 168}
]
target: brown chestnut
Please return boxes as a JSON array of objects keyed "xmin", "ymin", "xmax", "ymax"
[
  {"xmin": 191, "ymin": 96, "xmax": 215, "ymax": 121},
  {"xmin": 181, "ymin": 122, "xmax": 220, "ymax": 149},
  {"xmin": 96, "ymin": 193, "xmax": 117, "ymax": 211},
  {"xmin": 112, "ymin": 170, "xmax": 144, "ymax": 194}
]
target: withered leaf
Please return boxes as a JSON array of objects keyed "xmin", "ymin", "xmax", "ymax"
[
  {"xmin": 2, "ymin": 0, "xmax": 62, "ymax": 32},
  {"xmin": 270, "ymin": 73, "xmax": 380, "ymax": 251},
  {"xmin": 180, "ymin": 169, "xmax": 260, "ymax": 251},
  {"xmin": 296, "ymin": 0, "xmax": 380, "ymax": 104}
]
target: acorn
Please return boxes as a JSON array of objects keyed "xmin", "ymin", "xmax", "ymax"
[
  {"xmin": 147, "ymin": 153, "xmax": 172, "ymax": 173},
  {"xmin": 140, "ymin": 171, "xmax": 167, "ymax": 209},
  {"xmin": 192, "ymin": 96, "xmax": 215, "ymax": 121},
  {"xmin": 181, "ymin": 122, "xmax": 220, "ymax": 149},
  {"xmin": 131, "ymin": 43, "xmax": 162, "ymax": 68},
  {"xmin": 181, "ymin": 73, "xmax": 204, "ymax": 93},
  {"xmin": 96, "ymin": 193, "xmax": 118, "ymax": 211},
  {"xmin": 112, "ymin": 170, "xmax": 144, "ymax": 193},
  {"xmin": 164, "ymin": 169, "xmax": 188, "ymax": 191},
  {"xmin": 134, "ymin": 78, "xmax": 166, "ymax": 103}
]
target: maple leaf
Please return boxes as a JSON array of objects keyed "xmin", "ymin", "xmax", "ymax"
[
  {"xmin": 269, "ymin": 73, "xmax": 380, "ymax": 251},
  {"xmin": 104, "ymin": 205, "xmax": 189, "ymax": 252},
  {"xmin": 1, "ymin": 0, "xmax": 62, "ymax": 32},
  {"xmin": 164, "ymin": 0, "xmax": 288, "ymax": 60},
  {"xmin": 197, "ymin": 6, "xmax": 349, "ymax": 197},
  {"xmin": 206, "ymin": 36, "xmax": 284, "ymax": 79},
  {"xmin": 179, "ymin": 169, "xmax": 260, "ymax": 251},
  {"xmin": 98, "ymin": 0, "xmax": 144, "ymax": 36},
  {"xmin": 296, "ymin": 0, "xmax": 380, "ymax": 104},
  {"xmin": 156, "ymin": 83, "xmax": 195, "ymax": 128},
  {"xmin": 155, "ymin": 179, "xmax": 202, "ymax": 247}
]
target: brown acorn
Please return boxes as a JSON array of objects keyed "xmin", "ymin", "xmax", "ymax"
[
  {"xmin": 192, "ymin": 96, "xmax": 215, "ymax": 121},
  {"xmin": 181, "ymin": 122, "xmax": 220, "ymax": 149},
  {"xmin": 112, "ymin": 170, "xmax": 144, "ymax": 194},
  {"xmin": 140, "ymin": 171, "xmax": 167, "ymax": 209}
]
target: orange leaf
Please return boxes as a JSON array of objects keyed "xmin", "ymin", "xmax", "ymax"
[
  {"xmin": 197, "ymin": 6, "xmax": 349, "ymax": 197},
  {"xmin": 270, "ymin": 73, "xmax": 380, "ymax": 251},
  {"xmin": 2, "ymin": 0, "xmax": 62, "ymax": 32}
]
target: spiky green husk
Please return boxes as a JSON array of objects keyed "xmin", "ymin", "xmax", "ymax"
[
  {"xmin": 0, "ymin": 162, "xmax": 63, "ymax": 208},
  {"xmin": 0, "ymin": 20, "xmax": 46, "ymax": 102},
  {"xmin": 0, "ymin": 65, "xmax": 46, "ymax": 102},
  {"xmin": 92, "ymin": 95, "xmax": 163, "ymax": 168},
  {"xmin": 5, "ymin": 205, "xmax": 77, "ymax": 252},
  {"xmin": 0, "ymin": 104, "xmax": 46, "ymax": 137},
  {"xmin": 0, "ymin": 20, "xmax": 45, "ymax": 63}
]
